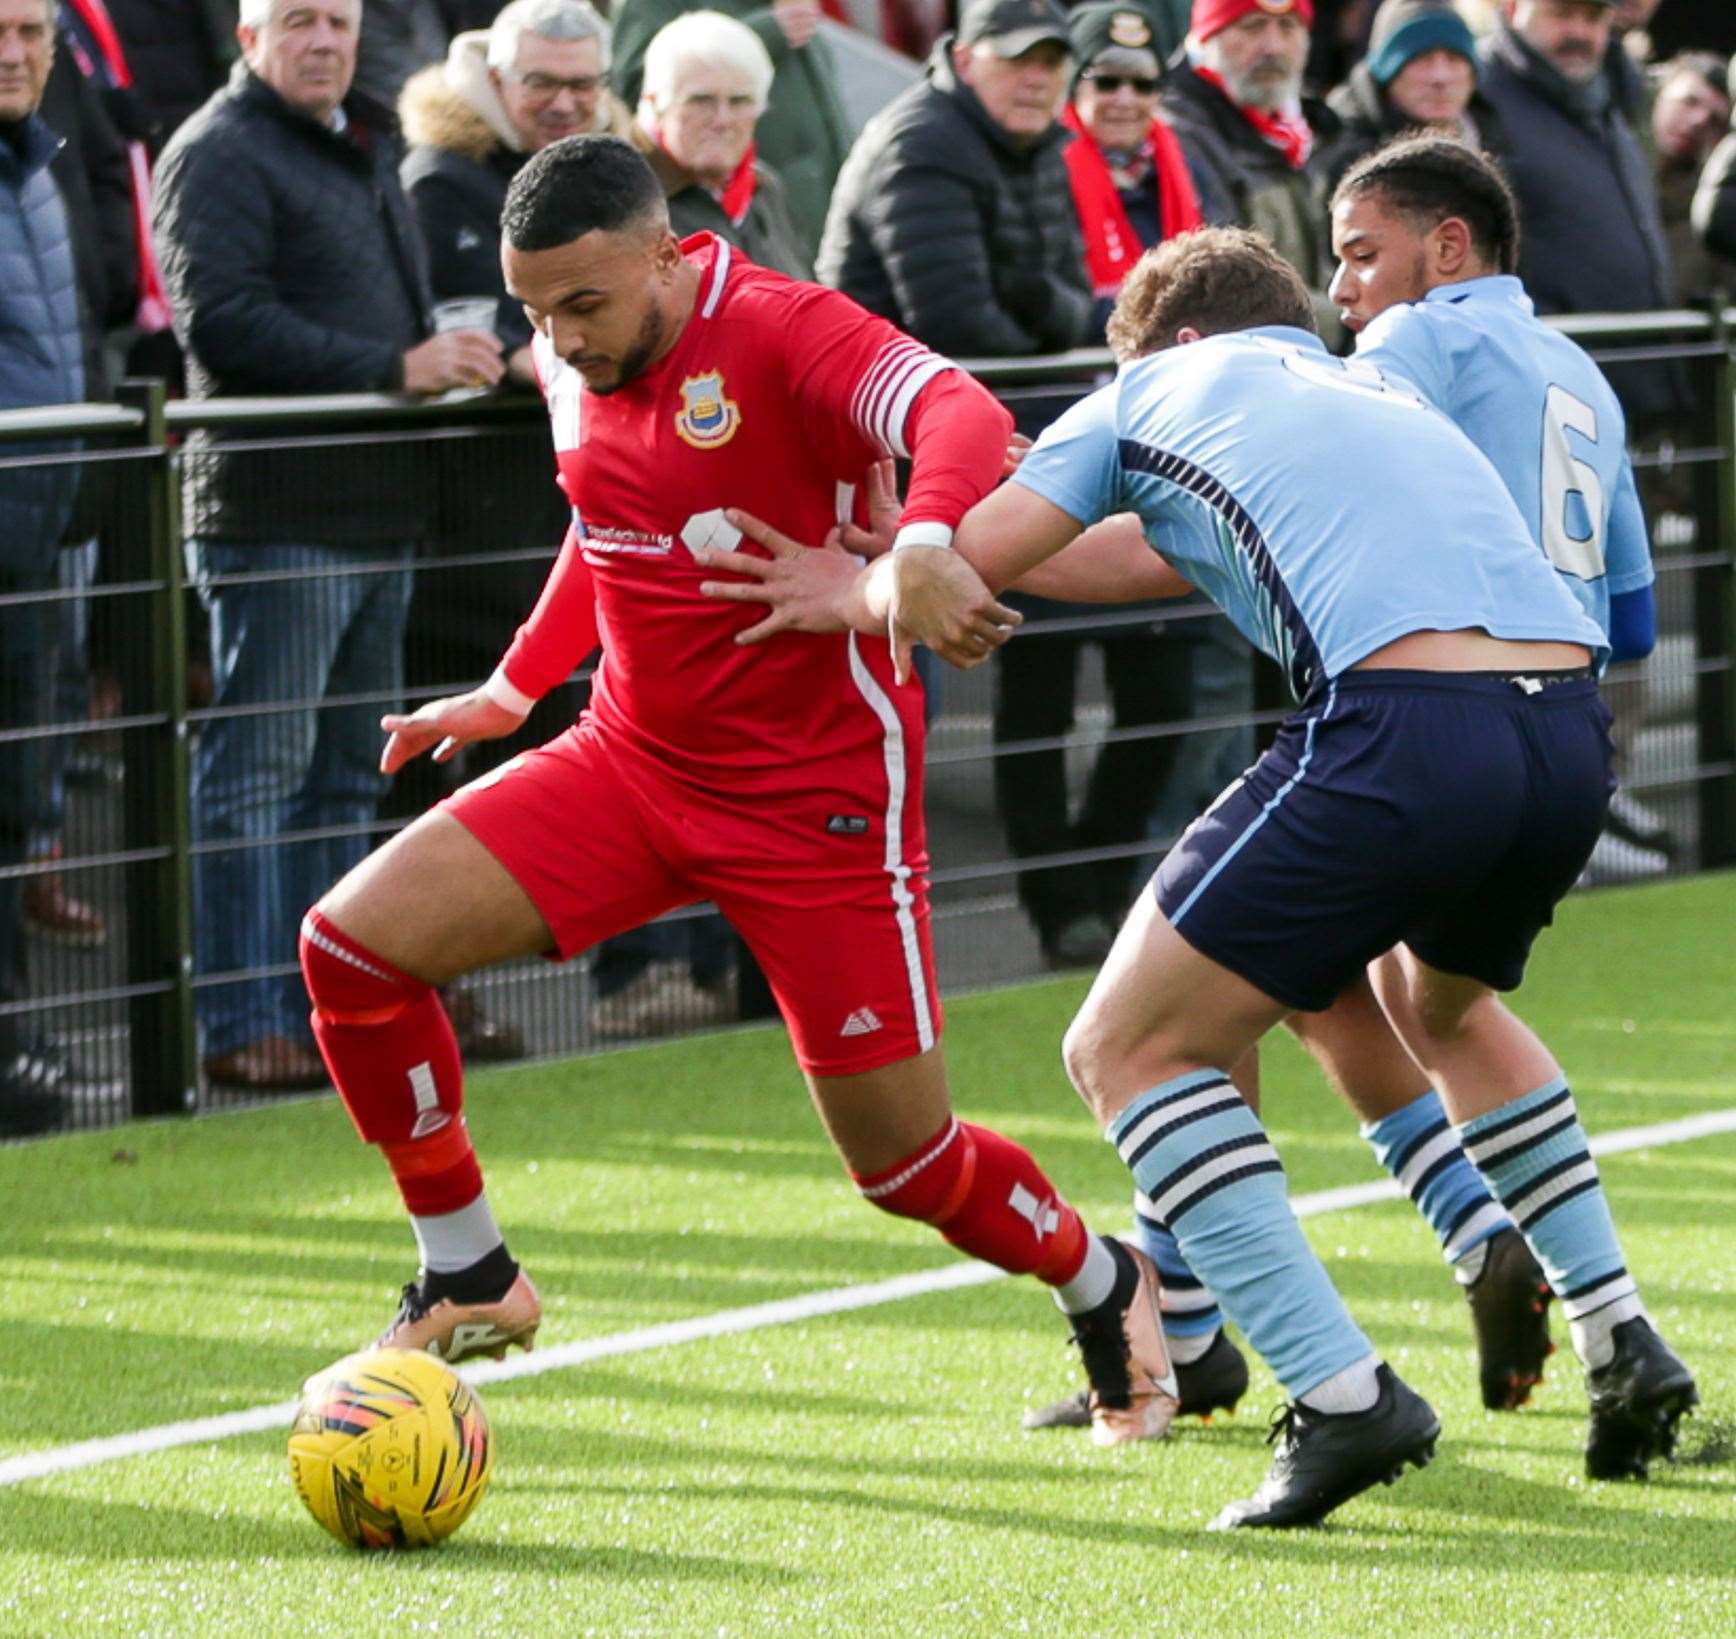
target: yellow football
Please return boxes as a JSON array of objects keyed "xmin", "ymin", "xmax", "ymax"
[{"xmin": 288, "ymin": 1346, "xmax": 492, "ymax": 1549}]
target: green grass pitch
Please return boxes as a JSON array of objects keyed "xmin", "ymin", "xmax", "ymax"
[{"xmin": 1, "ymin": 875, "xmax": 1733, "ymax": 1639}]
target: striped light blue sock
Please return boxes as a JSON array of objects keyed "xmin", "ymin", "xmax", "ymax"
[
  {"xmin": 1132, "ymin": 1193, "xmax": 1223, "ymax": 1359},
  {"xmin": 1362, "ymin": 1089, "xmax": 1512, "ymax": 1273},
  {"xmin": 1109, "ymin": 1069, "xmax": 1374, "ymax": 1400},
  {"xmin": 1458, "ymin": 1077, "xmax": 1642, "ymax": 1364}
]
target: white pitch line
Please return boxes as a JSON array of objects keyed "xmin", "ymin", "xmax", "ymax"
[{"xmin": 4, "ymin": 1106, "xmax": 1734, "ymax": 1490}]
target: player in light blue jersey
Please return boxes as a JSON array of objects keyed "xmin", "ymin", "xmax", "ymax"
[
  {"xmin": 694, "ymin": 228, "xmax": 1695, "ymax": 1530},
  {"xmin": 1329, "ymin": 135, "xmax": 1655, "ymax": 664}
]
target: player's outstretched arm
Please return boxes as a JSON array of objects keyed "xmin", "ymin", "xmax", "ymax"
[
  {"xmin": 1005, "ymin": 514, "xmax": 1195, "ymax": 603},
  {"xmin": 379, "ymin": 690, "xmax": 528, "ymax": 775}
]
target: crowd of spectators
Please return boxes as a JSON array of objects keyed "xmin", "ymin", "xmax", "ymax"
[{"xmin": 4, "ymin": 0, "xmax": 1736, "ymax": 1128}]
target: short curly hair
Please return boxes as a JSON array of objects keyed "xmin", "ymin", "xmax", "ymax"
[
  {"xmin": 1332, "ymin": 134, "xmax": 1522, "ymax": 276},
  {"xmin": 1104, "ymin": 227, "xmax": 1316, "ymax": 362}
]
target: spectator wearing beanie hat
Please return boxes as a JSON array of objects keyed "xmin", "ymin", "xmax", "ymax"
[
  {"xmin": 1061, "ymin": 3, "xmax": 1203, "ymax": 331},
  {"xmin": 1317, "ymin": 0, "xmax": 1509, "ymax": 194},
  {"xmin": 1159, "ymin": 0, "xmax": 1342, "ymax": 330}
]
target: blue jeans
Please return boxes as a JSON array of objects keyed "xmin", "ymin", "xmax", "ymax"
[{"xmin": 187, "ymin": 540, "xmax": 413, "ymax": 1056}]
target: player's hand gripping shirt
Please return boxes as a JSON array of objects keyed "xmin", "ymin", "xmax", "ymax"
[
  {"xmin": 1352, "ymin": 274, "xmax": 1653, "ymax": 645},
  {"xmin": 1011, "ymin": 325, "xmax": 1609, "ymax": 698},
  {"xmin": 494, "ymin": 234, "xmax": 1008, "ymax": 788}
]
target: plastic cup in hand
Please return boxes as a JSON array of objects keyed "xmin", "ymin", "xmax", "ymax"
[{"xmin": 432, "ymin": 296, "xmax": 498, "ymax": 334}]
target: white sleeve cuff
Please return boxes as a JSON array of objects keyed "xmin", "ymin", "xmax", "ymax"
[
  {"xmin": 892, "ymin": 521, "xmax": 954, "ymax": 551},
  {"xmin": 482, "ymin": 667, "xmax": 537, "ymax": 717}
]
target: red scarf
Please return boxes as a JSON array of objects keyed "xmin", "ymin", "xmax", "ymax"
[
  {"xmin": 1061, "ymin": 105, "xmax": 1204, "ymax": 297},
  {"xmin": 1192, "ymin": 64, "xmax": 1314, "ymax": 171},
  {"xmin": 646, "ymin": 113, "xmax": 759, "ymax": 227}
]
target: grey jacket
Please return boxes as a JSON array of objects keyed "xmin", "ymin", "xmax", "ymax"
[{"xmin": 0, "ymin": 115, "xmax": 86, "ymax": 569}]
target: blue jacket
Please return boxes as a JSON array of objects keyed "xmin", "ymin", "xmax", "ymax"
[{"xmin": 0, "ymin": 114, "xmax": 85, "ymax": 570}]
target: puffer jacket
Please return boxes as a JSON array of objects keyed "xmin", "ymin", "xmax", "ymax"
[
  {"xmin": 816, "ymin": 39, "xmax": 1091, "ymax": 357},
  {"xmin": 0, "ymin": 115, "xmax": 86, "ymax": 570},
  {"xmin": 154, "ymin": 63, "xmax": 434, "ymax": 544}
]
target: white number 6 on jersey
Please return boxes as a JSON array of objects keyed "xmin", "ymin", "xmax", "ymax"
[{"xmin": 1540, "ymin": 384, "xmax": 1605, "ymax": 581}]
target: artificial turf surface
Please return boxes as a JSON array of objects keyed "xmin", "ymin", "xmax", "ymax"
[{"xmin": 1, "ymin": 874, "xmax": 1733, "ymax": 1638}]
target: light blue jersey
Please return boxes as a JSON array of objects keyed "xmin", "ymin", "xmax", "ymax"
[
  {"xmin": 1353, "ymin": 275, "xmax": 1653, "ymax": 645},
  {"xmin": 1012, "ymin": 325, "xmax": 1608, "ymax": 699}
]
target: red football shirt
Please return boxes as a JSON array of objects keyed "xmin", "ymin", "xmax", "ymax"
[{"xmin": 494, "ymin": 235, "xmax": 1009, "ymax": 790}]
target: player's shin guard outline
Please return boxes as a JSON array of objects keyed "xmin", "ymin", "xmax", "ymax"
[
  {"xmin": 853, "ymin": 1117, "xmax": 1089, "ymax": 1283},
  {"xmin": 301, "ymin": 908, "xmax": 479, "ymax": 1216}
]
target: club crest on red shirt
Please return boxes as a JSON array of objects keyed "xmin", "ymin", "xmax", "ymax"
[{"xmin": 675, "ymin": 371, "xmax": 742, "ymax": 449}]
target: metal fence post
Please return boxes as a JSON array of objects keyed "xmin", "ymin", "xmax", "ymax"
[
  {"xmin": 115, "ymin": 378, "xmax": 197, "ymax": 1115},
  {"xmin": 1699, "ymin": 321, "xmax": 1736, "ymax": 868}
]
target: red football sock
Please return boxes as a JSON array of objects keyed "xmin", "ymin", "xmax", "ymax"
[
  {"xmin": 853, "ymin": 1118, "xmax": 1089, "ymax": 1283},
  {"xmin": 300, "ymin": 908, "xmax": 480, "ymax": 1217}
]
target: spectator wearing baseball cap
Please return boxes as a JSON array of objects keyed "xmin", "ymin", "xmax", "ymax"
[
  {"xmin": 1317, "ymin": 0, "xmax": 1509, "ymax": 195},
  {"xmin": 817, "ymin": 0, "xmax": 1094, "ymax": 357},
  {"xmin": 1159, "ymin": 0, "xmax": 1341, "ymax": 325}
]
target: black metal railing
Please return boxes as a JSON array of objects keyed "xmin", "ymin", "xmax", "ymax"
[{"xmin": 0, "ymin": 310, "xmax": 1730, "ymax": 1133}]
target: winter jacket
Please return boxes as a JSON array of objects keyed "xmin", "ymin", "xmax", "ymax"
[
  {"xmin": 634, "ymin": 124, "xmax": 812, "ymax": 281},
  {"xmin": 1478, "ymin": 24, "xmax": 1679, "ymax": 419},
  {"xmin": 817, "ymin": 40, "xmax": 1092, "ymax": 358},
  {"xmin": 0, "ymin": 115, "xmax": 86, "ymax": 569},
  {"xmin": 398, "ymin": 50, "xmax": 597, "ymax": 564},
  {"xmin": 41, "ymin": 46, "xmax": 138, "ymax": 391},
  {"xmin": 399, "ymin": 42, "xmax": 634, "ymax": 355},
  {"xmin": 102, "ymin": 0, "xmax": 234, "ymax": 156},
  {"xmin": 1159, "ymin": 63, "xmax": 1338, "ymax": 298},
  {"xmin": 611, "ymin": 0, "xmax": 850, "ymax": 260},
  {"xmin": 154, "ymin": 64, "xmax": 435, "ymax": 545},
  {"xmin": 1691, "ymin": 131, "xmax": 1736, "ymax": 270},
  {"xmin": 354, "ymin": 0, "xmax": 452, "ymax": 111},
  {"xmin": 1315, "ymin": 61, "xmax": 1511, "ymax": 200}
]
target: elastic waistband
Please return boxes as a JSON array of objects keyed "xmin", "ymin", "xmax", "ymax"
[{"xmin": 1319, "ymin": 668, "xmax": 1599, "ymax": 702}]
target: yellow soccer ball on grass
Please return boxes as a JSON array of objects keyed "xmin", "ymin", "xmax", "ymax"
[{"xmin": 288, "ymin": 1346, "xmax": 492, "ymax": 1549}]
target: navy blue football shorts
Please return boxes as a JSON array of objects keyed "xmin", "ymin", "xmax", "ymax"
[{"xmin": 1153, "ymin": 669, "xmax": 1614, "ymax": 1012}]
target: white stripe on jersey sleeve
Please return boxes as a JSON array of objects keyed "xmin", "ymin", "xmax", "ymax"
[
  {"xmin": 533, "ymin": 330, "xmax": 584, "ymax": 453},
  {"xmin": 851, "ymin": 339, "xmax": 954, "ymax": 458}
]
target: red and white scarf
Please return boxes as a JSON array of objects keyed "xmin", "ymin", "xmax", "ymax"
[
  {"xmin": 1061, "ymin": 105, "xmax": 1204, "ymax": 297},
  {"xmin": 1193, "ymin": 64, "xmax": 1314, "ymax": 171},
  {"xmin": 644, "ymin": 113, "xmax": 759, "ymax": 226}
]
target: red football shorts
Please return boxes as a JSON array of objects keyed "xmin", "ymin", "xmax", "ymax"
[{"xmin": 441, "ymin": 716, "xmax": 942, "ymax": 1078}]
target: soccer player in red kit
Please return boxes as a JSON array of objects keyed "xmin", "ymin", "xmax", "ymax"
[{"xmin": 296, "ymin": 136, "xmax": 1176, "ymax": 1442}]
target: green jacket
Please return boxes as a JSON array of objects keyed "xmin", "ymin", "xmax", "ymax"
[{"xmin": 612, "ymin": 0, "xmax": 851, "ymax": 260}]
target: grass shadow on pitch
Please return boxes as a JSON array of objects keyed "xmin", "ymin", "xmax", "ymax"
[{"xmin": 0, "ymin": 1486, "xmax": 803, "ymax": 1585}]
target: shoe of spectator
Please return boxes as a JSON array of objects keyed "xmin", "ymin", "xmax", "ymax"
[
  {"xmin": 1578, "ymin": 831, "xmax": 1670, "ymax": 888},
  {"xmin": 1040, "ymin": 912, "xmax": 1117, "ymax": 971},
  {"xmin": 203, "ymin": 1035, "xmax": 328, "ymax": 1092},
  {"xmin": 442, "ymin": 985, "xmax": 526, "ymax": 1063},
  {"xmin": 1464, "ymin": 1228, "xmax": 1554, "ymax": 1411},
  {"xmin": 23, "ymin": 858, "xmax": 108, "ymax": 949},
  {"xmin": 0, "ymin": 1053, "xmax": 65, "ymax": 1138},
  {"xmin": 591, "ymin": 961, "xmax": 735, "ymax": 1040},
  {"xmin": 1584, "ymin": 1317, "xmax": 1697, "ymax": 1481},
  {"xmin": 380, "ymin": 1267, "xmax": 541, "ymax": 1364},
  {"xmin": 1023, "ymin": 1326, "xmax": 1249, "ymax": 1431},
  {"xmin": 1064, "ymin": 1238, "xmax": 1179, "ymax": 1446},
  {"xmin": 1604, "ymin": 788, "xmax": 1677, "ymax": 858},
  {"xmin": 1209, "ymin": 1365, "xmax": 1440, "ymax": 1530}
]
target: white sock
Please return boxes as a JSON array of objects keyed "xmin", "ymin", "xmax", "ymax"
[
  {"xmin": 1165, "ymin": 1327, "xmax": 1217, "ymax": 1366},
  {"xmin": 1052, "ymin": 1233, "xmax": 1120, "ymax": 1315},
  {"xmin": 1299, "ymin": 1354, "xmax": 1381, "ymax": 1414},
  {"xmin": 411, "ymin": 1195, "xmax": 504, "ymax": 1274},
  {"xmin": 1453, "ymin": 1238, "xmax": 1491, "ymax": 1286},
  {"xmin": 1571, "ymin": 1295, "xmax": 1648, "ymax": 1371}
]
